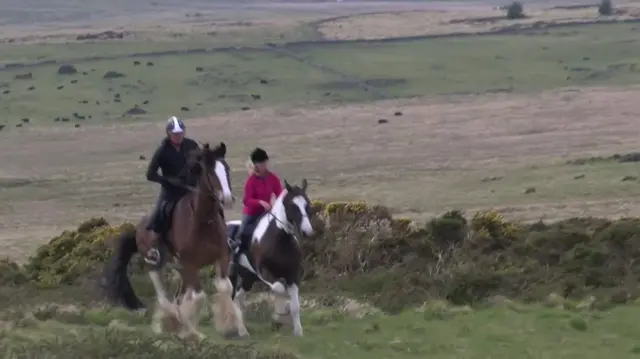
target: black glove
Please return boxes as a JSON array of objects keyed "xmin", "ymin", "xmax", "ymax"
[{"xmin": 159, "ymin": 176, "xmax": 181, "ymax": 187}]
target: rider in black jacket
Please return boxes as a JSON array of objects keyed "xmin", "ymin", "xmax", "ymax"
[{"xmin": 144, "ymin": 116, "xmax": 200, "ymax": 267}]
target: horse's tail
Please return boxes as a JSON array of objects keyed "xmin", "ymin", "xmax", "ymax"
[{"xmin": 104, "ymin": 229, "xmax": 145, "ymax": 310}]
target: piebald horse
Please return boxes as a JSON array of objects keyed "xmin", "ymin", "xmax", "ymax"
[
  {"xmin": 105, "ymin": 142, "xmax": 249, "ymax": 340},
  {"xmin": 226, "ymin": 179, "xmax": 314, "ymax": 337}
]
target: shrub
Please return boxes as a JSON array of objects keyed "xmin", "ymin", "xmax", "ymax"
[
  {"xmin": 6, "ymin": 201, "xmax": 640, "ymax": 312},
  {"xmin": 0, "ymin": 258, "xmax": 28, "ymax": 286},
  {"xmin": 506, "ymin": 2, "xmax": 525, "ymax": 19},
  {"xmin": 22, "ymin": 218, "xmax": 137, "ymax": 286},
  {"xmin": 598, "ymin": 0, "xmax": 613, "ymax": 15},
  {"xmin": 3, "ymin": 328, "xmax": 298, "ymax": 359}
]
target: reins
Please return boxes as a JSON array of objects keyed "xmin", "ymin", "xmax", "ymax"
[{"xmin": 264, "ymin": 208, "xmax": 304, "ymax": 243}]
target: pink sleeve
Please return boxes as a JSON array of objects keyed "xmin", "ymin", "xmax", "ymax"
[
  {"xmin": 243, "ymin": 177, "xmax": 262, "ymax": 211},
  {"xmin": 271, "ymin": 173, "xmax": 283, "ymax": 197}
]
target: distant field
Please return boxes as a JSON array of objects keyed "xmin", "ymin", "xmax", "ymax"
[
  {"xmin": 318, "ymin": 3, "xmax": 640, "ymax": 40},
  {"xmin": 0, "ymin": 49, "xmax": 370, "ymax": 125},
  {"xmin": 1, "ymin": 23, "xmax": 639, "ymax": 126},
  {"xmin": 296, "ymin": 23, "xmax": 640, "ymax": 96},
  {"xmin": 0, "ymin": 22, "xmax": 320, "ymax": 65}
]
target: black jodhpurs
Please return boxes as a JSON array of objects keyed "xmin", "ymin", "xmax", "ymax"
[{"xmin": 147, "ymin": 190, "xmax": 180, "ymax": 234}]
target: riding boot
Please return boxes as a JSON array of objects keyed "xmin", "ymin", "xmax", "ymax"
[{"xmin": 233, "ymin": 231, "xmax": 248, "ymax": 263}]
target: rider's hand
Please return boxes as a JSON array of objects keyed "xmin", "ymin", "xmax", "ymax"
[
  {"xmin": 259, "ymin": 200, "xmax": 272, "ymax": 210},
  {"xmin": 165, "ymin": 177, "xmax": 182, "ymax": 187}
]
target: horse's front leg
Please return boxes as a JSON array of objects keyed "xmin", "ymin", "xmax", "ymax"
[
  {"xmin": 287, "ymin": 282, "xmax": 303, "ymax": 337},
  {"xmin": 149, "ymin": 269, "xmax": 181, "ymax": 334},
  {"xmin": 176, "ymin": 266, "xmax": 207, "ymax": 341},
  {"xmin": 213, "ymin": 262, "xmax": 249, "ymax": 339}
]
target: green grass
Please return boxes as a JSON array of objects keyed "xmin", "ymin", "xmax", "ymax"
[
  {"xmin": 1, "ymin": 23, "xmax": 639, "ymax": 126},
  {"xmin": 0, "ymin": 24, "xmax": 320, "ymax": 65},
  {"xmin": 425, "ymin": 161, "xmax": 640, "ymax": 211},
  {"xmin": 0, "ymin": 49, "xmax": 371, "ymax": 124},
  {"xmin": 5, "ymin": 299, "xmax": 640, "ymax": 359},
  {"xmin": 294, "ymin": 23, "xmax": 640, "ymax": 96}
]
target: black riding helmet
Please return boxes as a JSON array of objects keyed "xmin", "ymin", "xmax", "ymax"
[
  {"xmin": 166, "ymin": 116, "xmax": 185, "ymax": 134},
  {"xmin": 250, "ymin": 148, "xmax": 269, "ymax": 163}
]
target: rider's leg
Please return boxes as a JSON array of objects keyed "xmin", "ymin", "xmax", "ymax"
[
  {"xmin": 235, "ymin": 214, "xmax": 257, "ymax": 255},
  {"xmin": 145, "ymin": 195, "xmax": 165, "ymax": 266}
]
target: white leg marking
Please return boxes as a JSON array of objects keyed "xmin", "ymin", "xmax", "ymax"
[
  {"xmin": 234, "ymin": 299, "xmax": 249, "ymax": 337},
  {"xmin": 288, "ymin": 284, "xmax": 303, "ymax": 336},
  {"xmin": 177, "ymin": 288, "xmax": 206, "ymax": 341},
  {"xmin": 215, "ymin": 276, "xmax": 233, "ymax": 294},
  {"xmin": 234, "ymin": 288, "xmax": 247, "ymax": 309},
  {"xmin": 149, "ymin": 270, "xmax": 171, "ymax": 309},
  {"xmin": 149, "ymin": 270, "xmax": 180, "ymax": 334},
  {"xmin": 292, "ymin": 196, "xmax": 313, "ymax": 236}
]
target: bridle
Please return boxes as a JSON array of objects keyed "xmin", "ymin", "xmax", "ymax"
[
  {"xmin": 180, "ymin": 158, "xmax": 227, "ymax": 224},
  {"xmin": 266, "ymin": 193, "xmax": 309, "ymax": 242}
]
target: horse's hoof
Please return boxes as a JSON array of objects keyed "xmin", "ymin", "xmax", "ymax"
[
  {"xmin": 180, "ymin": 331, "xmax": 205, "ymax": 343},
  {"xmin": 223, "ymin": 331, "xmax": 240, "ymax": 340}
]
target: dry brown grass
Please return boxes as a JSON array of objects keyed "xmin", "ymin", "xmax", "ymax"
[
  {"xmin": 318, "ymin": 2, "xmax": 640, "ymax": 40},
  {"xmin": 2, "ymin": 85, "xmax": 640, "ymax": 260},
  {"xmin": 0, "ymin": 12, "xmax": 312, "ymax": 44},
  {"xmin": 0, "ymin": 1, "xmax": 438, "ymax": 44}
]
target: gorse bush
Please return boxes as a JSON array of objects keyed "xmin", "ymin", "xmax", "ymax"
[
  {"xmin": 4, "ymin": 203, "xmax": 640, "ymax": 312},
  {"xmin": 22, "ymin": 218, "xmax": 138, "ymax": 287}
]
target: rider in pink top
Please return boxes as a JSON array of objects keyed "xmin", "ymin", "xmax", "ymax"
[{"xmin": 235, "ymin": 148, "xmax": 283, "ymax": 255}]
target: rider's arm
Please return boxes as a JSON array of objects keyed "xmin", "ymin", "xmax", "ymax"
[
  {"xmin": 243, "ymin": 177, "xmax": 263, "ymax": 211},
  {"xmin": 271, "ymin": 173, "xmax": 283, "ymax": 197},
  {"xmin": 146, "ymin": 144, "xmax": 170, "ymax": 186}
]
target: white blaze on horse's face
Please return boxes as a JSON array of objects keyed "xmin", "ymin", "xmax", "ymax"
[
  {"xmin": 214, "ymin": 160, "xmax": 233, "ymax": 209},
  {"xmin": 292, "ymin": 195, "xmax": 313, "ymax": 236}
]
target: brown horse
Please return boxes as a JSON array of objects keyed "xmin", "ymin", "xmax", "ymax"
[
  {"xmin": 226, "ymin": 179, "xmax": 314, "ymax": 337},
  {"xmin": 104, "ymin": 142, "xmax": 248, "ymax": 340}
]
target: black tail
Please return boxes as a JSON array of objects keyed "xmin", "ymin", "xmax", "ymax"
[{"xmin": 103, "ymin": 229, "xmax": 145, "ymax": 310}]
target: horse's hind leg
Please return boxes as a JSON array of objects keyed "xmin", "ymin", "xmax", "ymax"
[{"xmin": 234, "ymin": 272, "xmax": 256, "ymax": 311}]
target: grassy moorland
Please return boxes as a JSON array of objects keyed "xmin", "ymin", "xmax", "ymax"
[
  {"xmin": 1, "ymin": 23, "xmax": 638, "ymax": 125},
  {"xmin": 4, "ymin": 205, "xmax": 640, "ymax": 358}
]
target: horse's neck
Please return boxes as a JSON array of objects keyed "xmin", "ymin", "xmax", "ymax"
[
  {"xmin": 270, "ymin": 192, "xmax": 288, "ymax": 230},
  {"xmin": 192, "ymin": 180, "xmax": 221, "ymax": 226}
]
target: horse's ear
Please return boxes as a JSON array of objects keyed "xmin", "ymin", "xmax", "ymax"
[
  {"xmin": 210, "ymin": 142, "xmax": 226, "ymax": 159},
  {"xmin": 301, "ymin": 178, "xmax": 308, "ymax": 191},
  {"xmin": 284, "ymin": 180, "xmax": 292, "ymax": 191}
]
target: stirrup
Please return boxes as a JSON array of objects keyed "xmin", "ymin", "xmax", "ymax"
[{"xmin": 144, "ymin": 248, "xmax": 160, "ymax": 265}]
